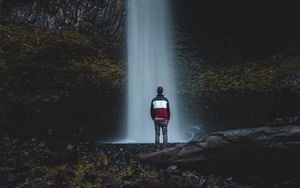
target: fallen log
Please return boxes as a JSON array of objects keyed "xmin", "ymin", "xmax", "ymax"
[{"xmin": 140, "ymin": 126, "xmax": 300, "ymax": 174}]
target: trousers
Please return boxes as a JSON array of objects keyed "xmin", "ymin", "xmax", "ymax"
[{"xmin": 154, "ymin": 120, "xmax": 168, "ymax": 144}]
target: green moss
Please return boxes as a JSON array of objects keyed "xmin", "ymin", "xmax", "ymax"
[
  {"xmin": 37, "ymin": 157, "xmax": 102, "ymax": 187},
  {"xmin": 116, "ymin": 166, "xmax": 134, "ymax": 180},
  {"xmin": 73, "ymin": 157, "xmax": 101, "ymax": 187},
  {"xmin": 0, "ymin": 20, "xmax": 124, "ymax": 137},
  {"xmin": 0, "ymin": 165, "xmax": 15, "ymax": 172},
  {"xmin": 140, "ymin": 168, "xmax": 158, "ymax": 179},
  {"xmin": 96, "ymin": 153, "xmax": 108, "ymax": 167},
  {"xmin": 0, "ymin": 59, "xmax": 7, "ymax": 72},
  {"xmin": 0, "ymin": 21, "xmax": 123, "ymax": 105},
  {"xmin": 198, "ymin": 56, "xmax": 300, "ymax": 93}
]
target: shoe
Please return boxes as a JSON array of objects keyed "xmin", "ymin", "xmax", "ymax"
[{"xmin": 156, "ymin": 145, "xmax": 160, "ymax": 152}]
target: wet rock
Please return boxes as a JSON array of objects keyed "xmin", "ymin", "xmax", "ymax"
[
  {"xmin": 187, "ymin": 126, "xmax": 207, "ymax": 141},
  {"xmin": 38, "ymin": 142, "xmax": 45, "ymax": 148},
  {"xmin": 166, "ymin": 165, "xmax": 179, "ymax": 173},
  {"xmin": 1, "ymin": 134, "xmax": 299, "ymax": 187},
  {"xmin": 199, "ymin": 176, "xmax": 207, "ymax": 187},
  {"xmin": 0, "ymin": 0, "xmax": 125, "ymax": 55},
  {"xmin": 140, "ymin": 126, "xmax": 300, "ymax": 174},
  {"xmin": 203, "ymin": 175, "xmax": 219, "ymax": 188},
  {"xmin": 67, "ymin": 144, "xmax": 73, "ymax": 151}
]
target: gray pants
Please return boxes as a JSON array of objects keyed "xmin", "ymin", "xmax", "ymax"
[{"xmin": 154, "ymin": 120, "xmax": 168, "ymax": 144}]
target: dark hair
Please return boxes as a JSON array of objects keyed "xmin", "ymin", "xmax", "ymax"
[{"xmin": 157, "ymin": 86, "xmax": 163, "ymax": 94}]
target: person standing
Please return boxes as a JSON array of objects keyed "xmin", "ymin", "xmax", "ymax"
[{"xmin": 150, "ymin": 86, "xmax": 170, "ymax": 151}]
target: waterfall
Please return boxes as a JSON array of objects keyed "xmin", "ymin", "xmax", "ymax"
[{"xmin": 126, "ymin": 0, "xmax": 186, "ymax": 143}]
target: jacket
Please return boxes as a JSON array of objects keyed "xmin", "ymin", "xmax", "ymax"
[{"xmin": 150, "ymin": 94, "xmax": 170, "ymax": 121}]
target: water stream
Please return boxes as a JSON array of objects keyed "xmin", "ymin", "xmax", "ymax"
[{"xmin": 125, "ymin": 0, "xmax": 187, "ymax": 143}]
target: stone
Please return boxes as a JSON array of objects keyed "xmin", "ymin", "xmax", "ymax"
[
  {"xmin": 140, "ymin": 126, "xmax": 300, "ymax": 174},
  {"xmin": 166, "ymin": 165, "xmax": 179, "ymax": 173},
  {"xmin": 67, "ymin": 144, "xmax": 73, "ymax": 151},
  {"xmin": 38, "ymin": 142, "xmax": 45, "ymax": 147}
]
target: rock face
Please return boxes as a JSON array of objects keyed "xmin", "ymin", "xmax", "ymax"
[
  {"xmin": 0, "ymin": 0, "xmax": 125, "ymax": 55},
  {"xmin": 0, "ymin": 19, "xmax": 123, "ymax": 139},
  {"xmin": 140, "ymin": 126, "xmax": 300, "ymax": 174}
]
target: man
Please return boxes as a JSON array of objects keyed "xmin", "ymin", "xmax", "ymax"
[{"xmin": 150, "ymin": 86, "xmax": 170, "ymax": 151}]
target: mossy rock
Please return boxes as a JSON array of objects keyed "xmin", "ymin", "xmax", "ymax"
[
  {"xmin": 0, "ymin": 19, "xmax": 124, "ymax": 138},
  {"xmin": 200, "ymin": 57, "xmax": 300, "ymax": 93},
  {"xmin": 177, "ymin": 53, "xmax": 300, "ymax": 129}
]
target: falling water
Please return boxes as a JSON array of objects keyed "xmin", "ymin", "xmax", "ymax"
[{"xmin": 126, "ymin": 0, "xmax": 187, "ymax": 143}]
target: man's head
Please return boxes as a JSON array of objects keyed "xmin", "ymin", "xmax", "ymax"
[{"xmin": 157, "ymin": 86, "xmax": 163, "ymax": 95}]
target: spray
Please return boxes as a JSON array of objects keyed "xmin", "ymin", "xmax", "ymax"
[{"xmin": 126, "ymin": 0, "xmax": 187, "ymax": 143}]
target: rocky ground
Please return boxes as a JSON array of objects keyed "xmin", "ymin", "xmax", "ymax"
[{"xmin": 1, "ymin": 134, "xmax": 300, "ymax": 188}]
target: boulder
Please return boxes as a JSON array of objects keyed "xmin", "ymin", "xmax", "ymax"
[{"xmin": 140, "ymin": 126, "xmax": 300, "ymax": 174}]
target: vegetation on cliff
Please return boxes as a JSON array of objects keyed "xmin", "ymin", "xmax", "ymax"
[
  {"xmin": 0, "ymin": 0, "xmax": 125, "ymax": 57},
  {"xmin": 200, "ymin": 56, "xmax": 300, "ymax": 93},
  {"xmin": 177, "ymin": 47, "xmax": 300, "ymax": 129},
  {"xmin": 0, "ymin": 18, "xmax": 123, "ymax": 138}
]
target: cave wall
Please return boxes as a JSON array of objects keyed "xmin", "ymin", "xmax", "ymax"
[
  {"xmin": 0, "ymin": 0, "xmax": 126, "ymax": 139},
  {"xmin": 0, "ymin": 0, "xmax": 126, "ymax": 56},
  {"xmin": 172, "ymin": 1, "xmax": 300, "ymax": 130}
]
